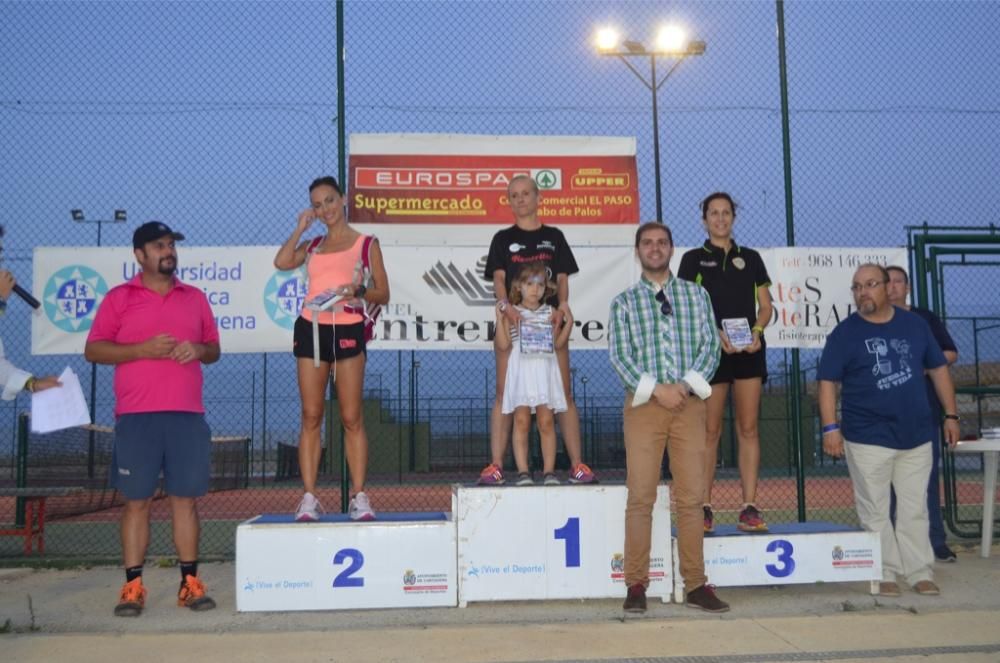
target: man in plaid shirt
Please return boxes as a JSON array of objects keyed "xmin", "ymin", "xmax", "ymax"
[{"xmin": 609, "ymin": 222, "xmax": 729, "ymax": 614}]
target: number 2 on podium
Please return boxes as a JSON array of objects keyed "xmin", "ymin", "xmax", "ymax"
[
  {"xmin": 332, "ymin": 548, "xmax": 365, "ymax": 587},
  {"xmin": 553, "ymin": 517, "xmax": 581, "ymax": 568}
]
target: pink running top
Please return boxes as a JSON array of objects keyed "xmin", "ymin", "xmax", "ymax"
[{"xmin": 301, "ymin": 235, "xmax": 364, "ymax": 325}]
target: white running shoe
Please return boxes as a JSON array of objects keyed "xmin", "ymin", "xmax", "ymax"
[
  {"xmin": 349, "ymin": 491, "xmax": 376, "ymax": 521},
  {"xmin": 294, "ymin": 492, "xmax": 322, "ymax": 522}
]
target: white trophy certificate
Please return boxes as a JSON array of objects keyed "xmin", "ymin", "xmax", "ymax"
[
  {"xmin": 519, "ymin": 317, "xmax": 554, "ymax": 355},
  {"xmin": 722, "ymin": 317, "xmax": 753, "ymax": 349}
]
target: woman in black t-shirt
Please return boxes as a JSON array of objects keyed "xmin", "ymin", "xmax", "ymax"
[{"xmin": 678, "ymin": 192, "xmax": 773, "ymax": 534}]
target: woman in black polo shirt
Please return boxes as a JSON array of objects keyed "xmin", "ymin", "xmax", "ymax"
[{"xmin": 678, "ymin": 192, "xmax": 773, "ymax": 533}]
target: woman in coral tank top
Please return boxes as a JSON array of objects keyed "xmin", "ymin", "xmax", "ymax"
[{"xmin": 273, "ymin": 176, "xmax": 390, "ymax": 522}]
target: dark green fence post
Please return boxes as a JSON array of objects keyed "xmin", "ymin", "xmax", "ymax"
[
  {"xmin": 776, "ymin": 0, "xmax": 806, "ymax": 521},
  {"xmin": 15, "ymin": 412, "xmax": 28, "ymax": 528}
]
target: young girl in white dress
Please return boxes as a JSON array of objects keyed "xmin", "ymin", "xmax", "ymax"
[{"xmin": 494, "ymin": 263, "xmax": 573, "ymax": 486}]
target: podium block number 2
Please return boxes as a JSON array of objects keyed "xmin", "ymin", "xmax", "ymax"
[
  {"xmin": 553, "ymin": 517, "xmax": 581, "ymax": 568},
  {"xmin": 332, "ymin": 548, "xmax": 365, "ymax": 587}
]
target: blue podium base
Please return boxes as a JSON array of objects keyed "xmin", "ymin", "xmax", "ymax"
[{"xmin": 250, "ymin": 512, "xmax": 449, "ymax": 525}]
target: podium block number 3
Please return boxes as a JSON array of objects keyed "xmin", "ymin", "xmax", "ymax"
[
  {"xmin": 332, "ymin": 548, "xmax": 365, "ymax": 587},
  {"xmin": 553, "ymin": 517, "xmax": 581, "ymax": 568},
  {"xmin": 765, "ymin": 539, "xmax": 795, "ymax": 578}
]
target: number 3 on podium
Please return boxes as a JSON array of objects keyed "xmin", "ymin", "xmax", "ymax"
[
  {"xmin": 765, "ymin": 539, "xmax": 796, "ymax": 578},
  {"xmin": 554, "ymin": 517, "xmax": 581, "ymax": 568}
]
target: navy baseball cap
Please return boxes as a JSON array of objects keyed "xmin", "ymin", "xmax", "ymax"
[{"xmin": 132, "ymin": 221, "xmax": 185, "ymax": 249}]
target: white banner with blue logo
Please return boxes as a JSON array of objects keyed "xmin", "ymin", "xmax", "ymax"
[{"xmin": 31, "ymin": 233, "xmax": 906, "ymax": 354}]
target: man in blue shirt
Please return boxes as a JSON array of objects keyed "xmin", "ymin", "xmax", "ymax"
[{"xmin": 818, "ymin": 264, "xmax": 960, "ymax": 598}]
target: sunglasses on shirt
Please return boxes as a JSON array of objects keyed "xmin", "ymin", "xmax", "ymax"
[{"xmin": 655, "ymin": 289, "xmax": 672, "ymax": 316}]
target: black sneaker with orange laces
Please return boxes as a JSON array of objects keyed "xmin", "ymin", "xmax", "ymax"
[
  {"xmin": 178, "ymin": 574, "xmax": 217, "ymax": 611},
  {"xmin": 622, "ymin": 583, "xmax": 647, "ymax": 613},
  {"xmin": 703, "ymin": 505, "xmax": 714, "ymax": 533},
  {"xmin": 114, "ymin": 577, "xmax": 147, "ymax": 617},
  {"xmin": 685, "ymin": 584, "xmax": 730, "ymax": 613}
]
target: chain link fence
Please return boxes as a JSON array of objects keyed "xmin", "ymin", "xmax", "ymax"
[{"xmin": 2, "ymin": 1, "xmax": 999, "ymax": 558}]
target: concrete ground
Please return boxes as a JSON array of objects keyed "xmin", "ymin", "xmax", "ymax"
[{"xmin": 1, "ymin": 542, "xmax": 998, "ymax": 662}]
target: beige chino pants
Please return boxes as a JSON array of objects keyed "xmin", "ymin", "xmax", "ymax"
[{"xmin": 623, "ymin": 393, "xmax": 709, "ymax": 594}]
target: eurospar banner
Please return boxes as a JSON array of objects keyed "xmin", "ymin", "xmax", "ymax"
[{"xmin": 348, "ymin": 133, "xmax": 639, "ymax": 224}]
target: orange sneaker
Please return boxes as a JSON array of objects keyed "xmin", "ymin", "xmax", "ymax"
[
  {"xmin": 114, "ymin": 577, "xmax": 147, "ymax": 617},
  {"xmin": 477, "ymin": 463, "xmax": 505, "ymax": 485},
  {"xmin": 177, "ymin": 574, "xmax": 217, "ymax": 611}
]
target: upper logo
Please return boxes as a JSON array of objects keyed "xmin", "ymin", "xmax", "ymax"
[
  {"xmin": 832, "ymin": 546, "xmax": 845, "ymax": 561},
  {"xmin": 43, "ymin": 265, "xmax": 109, "ymax": 333},
  {"xmin": 263, "ymin": 267, "xmax": 309, "ymax": 329},
  {"xmin": 422, "ymin": 256, "xmax": 495, "ymax": 306},
  {"xmin": 403, "ymin": 569, "xmax": 417, "ymax": 586}
]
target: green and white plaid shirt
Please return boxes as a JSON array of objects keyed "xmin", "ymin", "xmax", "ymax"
[{"xmin": 608, "ymin": 274, "xmax": 721, "ymax": 406}]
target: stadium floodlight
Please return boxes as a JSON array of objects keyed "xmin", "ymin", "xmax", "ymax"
[
  {"xmin": 655, "ymin": 25, "xmax": 687, "ymax": 54},
  {"xmin": 594, "ymin": 26, "xmax": 706, "ymax": 223},
  {"xmin": 595, "ymin": 27, "xmax": 620, "ymax": 52},
  {"xmin": 70, "ymin": 208, "xmax": 127, "ymax": 245}
]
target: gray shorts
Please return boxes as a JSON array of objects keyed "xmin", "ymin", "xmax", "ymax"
[{"xmin": 111, "ymin": 412, "xmax": 211, "ymax": 500}]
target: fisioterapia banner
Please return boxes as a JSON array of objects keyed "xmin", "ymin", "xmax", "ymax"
[
  {"xmin": 348, "ymin": 134, "xmax": 639, "ymax": 224},
  {"xmin": 31, "ymin": 229, "xmax": 905, "ymax": 354}
]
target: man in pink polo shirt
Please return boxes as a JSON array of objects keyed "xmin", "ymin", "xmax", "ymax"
[{"xmin": 85, "ymin": 221, "xmax": 220, "ymax": 618}]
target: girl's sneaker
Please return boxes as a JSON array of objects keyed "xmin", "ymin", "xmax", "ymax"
[
  {"xmin": 543, "ymin": 473, "xmax": 560, "ymax": 486},
  {"xmin": 568, "ymin": 463, "xmax": 597, "ymax": 484},
  {"xmin": 477, "ymin": 463, "xmax": 505, "ymax": 485},
  {"xmin": 516, "ymin": 472, "xmax": 534, "ymax": 486}
]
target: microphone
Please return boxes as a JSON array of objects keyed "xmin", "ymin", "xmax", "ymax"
[{"xmin": 11, "ymin": 284, "xmax": 41, "ymax": 309}]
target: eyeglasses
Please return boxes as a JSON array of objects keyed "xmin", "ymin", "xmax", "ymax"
[
  {"xmin": 655, "ymin": 289, "xmax": 673, "ymax": 316},
  {"xmin": 850, "ymin": 280, "xmax": 886, "ymax": 293}
]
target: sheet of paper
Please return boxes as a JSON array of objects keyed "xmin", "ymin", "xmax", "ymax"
[{"xmin": 30, "ymin": 366, "xmax": 91, "ymax": 434}]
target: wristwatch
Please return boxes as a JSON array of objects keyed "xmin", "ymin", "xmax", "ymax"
[{"xmin": 353, "ymin": 284, "xmax": 367, "ymax": 299}]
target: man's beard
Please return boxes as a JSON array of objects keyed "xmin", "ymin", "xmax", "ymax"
[{"xmin": 158, "ymin": 258, "xmax": 176, "ymax": 276}]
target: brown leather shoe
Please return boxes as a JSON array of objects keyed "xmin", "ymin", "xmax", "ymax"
[
  {"xmin": 623, "ymin": 583, "xmax": 647, "ymax": 613},
  {"xmin": 913, "ymin": 580, "xmax": 940, "ymax": 596},
  {"xmin": 685, "ymin": 584, "xmax": 730, "ymax": 613},
  {"xmin": 878, "ymin": 581, "xmax": 902, "ymax": 597}
]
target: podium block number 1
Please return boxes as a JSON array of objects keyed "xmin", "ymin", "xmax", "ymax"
[
  {"xmin": 553, "ymin": 517, "xmax": 581, "ymax": 568},
  {"xmin": 332, "ymin": 548, "xmax": 365, "ymax": 587}
]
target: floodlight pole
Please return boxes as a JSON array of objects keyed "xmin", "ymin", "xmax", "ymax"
[
  {"xmin": 71, "ymin": 209, "xmax": 126, "ymax": 478},
  {"xmin": 600, "ymin": 42, "xmax": 704, "ymax": 223}
]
